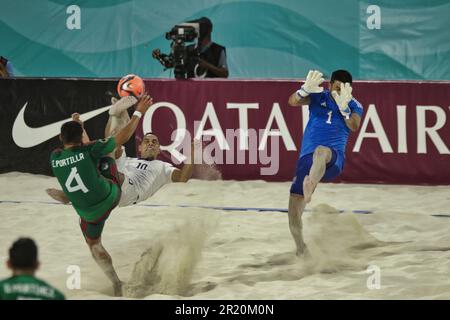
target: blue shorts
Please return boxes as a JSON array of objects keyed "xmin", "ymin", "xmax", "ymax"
[{"xmin": 290, "ymin": 148, "xmax": 345, "ymax": 195}]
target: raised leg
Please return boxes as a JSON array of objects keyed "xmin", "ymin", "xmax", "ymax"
[
  {"xmin": 303, "ymin": 146, "xmax": 332, "ymax": 203},
  {"xmin": 105, "ymin": 96, "xmax": 136, "ymax": 137}
]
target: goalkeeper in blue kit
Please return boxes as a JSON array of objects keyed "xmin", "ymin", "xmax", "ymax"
[{"xmin": 287, "ymin": 70, "xmax": 364, "ymax": 256}]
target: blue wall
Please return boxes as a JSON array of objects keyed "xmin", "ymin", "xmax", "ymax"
[{"xmin": 1, "ymin": 0, "xmax": 449, "ymax": 79}]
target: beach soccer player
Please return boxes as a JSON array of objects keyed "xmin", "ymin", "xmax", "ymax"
[{"xmin": 287, "ymin": 70, "xmax": 364, "ymax": 256}]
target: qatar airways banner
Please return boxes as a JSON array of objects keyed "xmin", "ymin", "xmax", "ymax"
[
  {"xmin": 138, "ymin": 79, "xmax": 450, "ymax": 185},
  {"xmin": 0, "ymin": 78, "xmax": 449, "ymax": 185}
]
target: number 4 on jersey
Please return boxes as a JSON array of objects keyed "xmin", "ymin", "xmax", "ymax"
[{"xmin": 65, "ymin": 167, "xmax": 89, "ymax": 193}]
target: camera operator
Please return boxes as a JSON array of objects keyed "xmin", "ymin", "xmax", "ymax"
[
  {"xmin": 152, "ymin": 17, "xmax": 228, "ymax": 79},
  {"xmin": 194, "ymin": 17, "xmax": 228, "ymax": 78}
]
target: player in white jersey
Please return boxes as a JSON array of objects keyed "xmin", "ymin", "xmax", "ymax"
[
  {"xmin": 115, "ymin": 132, "xmax": 197, "ymax": 207},
  {"xmin": 46, "ymin": 96, "xmax": 197, "ymax": 206}
]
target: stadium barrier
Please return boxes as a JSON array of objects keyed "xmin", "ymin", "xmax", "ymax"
[{"xmin": 1, "ymin": 78, "xmax": 449, "ymax": 184}]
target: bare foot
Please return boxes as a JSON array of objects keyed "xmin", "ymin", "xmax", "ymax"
[
  {"xmin": 302, "ymin": 175, "xmax": 316, "ymax": 203},
  {"xmin": 109, "ymin": 96, "xmax": 137, "ymax": 116},
  {"xmin": 46, "ymin": 188, "xmax": 70, "ymax": 204}
]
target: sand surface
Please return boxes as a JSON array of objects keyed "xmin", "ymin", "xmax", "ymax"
[{"xmin": 1, "ymin": 172, "xmax": 450, "ymax": 299}]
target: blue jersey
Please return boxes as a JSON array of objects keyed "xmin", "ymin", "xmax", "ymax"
[{"xmin": 300, "ymin": 90, "xmax": 363, "ymax": 157}]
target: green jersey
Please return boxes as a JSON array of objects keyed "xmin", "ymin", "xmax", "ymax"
[
  {"xmin": 50, "ymin": 137, "xmax": 119, "ymax": 222},
  {"xmin": 0, "ymin": 275, "xmax": 65, "ymax": 300}
]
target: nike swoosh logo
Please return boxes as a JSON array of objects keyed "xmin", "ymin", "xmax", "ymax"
[{"xmin": 12, "ymin": 102, "xmax": 111, "ymax": 148}]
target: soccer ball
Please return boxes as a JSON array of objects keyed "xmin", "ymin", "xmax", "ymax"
[{"xmin": 117, "ymin": 74, "xmax": 145, "ymax": 98}]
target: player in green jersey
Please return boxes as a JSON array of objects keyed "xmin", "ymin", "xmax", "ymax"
[
  {"xmin": 0, "ymin": 238, "xmax": 65, "ymax": 300},
  {"xmin": 50, "ymin": 95, "xmax": 152, "ymax": 296}
]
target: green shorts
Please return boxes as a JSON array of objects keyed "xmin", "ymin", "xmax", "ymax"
[
  {"xmin": 79, "ymin": 190, "xmax": 120, "ymax": 240},
  {"xmin": 79, "ymin": 157, "xmax": 122, "ymax": 240}
]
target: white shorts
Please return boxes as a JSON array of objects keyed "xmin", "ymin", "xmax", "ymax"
[
  {"xmin": 115, "ymin": 147, "xmax": 139, "ymax": 207},
  {"xmin": 118, "ymin": 174, "xmax": 140, "ymax": 207}
]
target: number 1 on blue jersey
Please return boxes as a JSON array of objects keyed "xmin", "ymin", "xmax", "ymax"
[{"xmin": 326, "ymin": 111, "xmax": 332, "ymax": 124}]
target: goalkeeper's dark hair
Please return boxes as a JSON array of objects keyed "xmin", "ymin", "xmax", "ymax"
[
  {"xmin": 9, "ymin": 238, "xmax": 38, "ymax": 269},
  {"xmin": 60, "ymin": 121, "xmax": 83, "ymax": 145},
  {"xmin": 331, "ymin": 70, "xmax": 352, "ymax": 84}
]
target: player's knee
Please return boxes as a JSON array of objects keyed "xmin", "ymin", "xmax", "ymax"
[
  {"xmin": 313, "ymin": 146, "xmax": 331, "ymax": 159},
  {"xmin": 289, "ymin": 193, "xmax": 305, "ymax": 208},
  {"xmin": 88, "ymin": 241, "xmax": 109, "ymax": 258},
  {"xmin": 290, "ymin": 193, "xmax": 304, "ymax": 201},
  {"xmin": 86, "ymin": 237, "xmax": 100, "ymax": 247}
]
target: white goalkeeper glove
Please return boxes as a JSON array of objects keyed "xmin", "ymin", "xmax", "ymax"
[
  {"xmin": 296, "ymin": 70, "xmax": 325, "ymax": 98},
  {"xmin": 331, "ymin": 82, "xmax": 353, "ymax": 119},
  {"xmin": 108, "ymin": 95, "xmax": 138, "ymax": 116}
]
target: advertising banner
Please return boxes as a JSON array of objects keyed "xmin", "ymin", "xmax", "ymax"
[
  {"xmin": 0, "ymin": 78, "xmax": 136, "ymax": 175},
  {"xmin": 139, "ymin": 79, "xmax": 450, "ymax": 184},
  {"xmin": 1, "ymin": 78, "xmax": 449, "ymax": 184}
]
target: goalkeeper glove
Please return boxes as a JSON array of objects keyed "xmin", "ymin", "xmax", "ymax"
[
  {"xmin": 331, "ymin": 82, "xmax": 353, "ymax": 119},
  {"xmin": 296, "ymin": 70, "xmax": 325, "ymax": 98}
]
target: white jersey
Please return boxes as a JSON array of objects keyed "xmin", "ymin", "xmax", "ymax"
[{"xmin": 116, "ymin": 150, "xmax": 176, "ymax": 207}]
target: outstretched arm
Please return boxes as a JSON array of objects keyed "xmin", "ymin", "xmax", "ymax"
[
  {"xmin": 332, "ymin": 83, "xmax": 361, "ymax": 132},
  {"xmin": 288, "ymin": 70, "xmax": 324, "ymax": 107},
  {"xmin": 344, "ymin": 114, "xmax": 361, "ymax": 132},
  {"xmin": 288, "ymin": 92, "xmax": 310, "ymax": 107},
  {"xmin": 171, "ymin": 140, "xmax": 200, "ymax": 182},
  {"xmin": 171, "ymin": 165, "xmax": 193, "ymax": 183}
]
